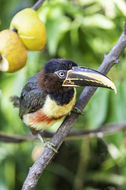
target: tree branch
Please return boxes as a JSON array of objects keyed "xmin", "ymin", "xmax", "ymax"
[
  {"xmin": 22, "ymin": 24, "xmax": 126, "ymax": 190},
  {"xmin": 0, "ymin": 132, "xmax": 35, "ymax": 143},
  {"xmin": 32, "ymin": 0, "xmax": 45, "ymax": 10},
  {"xmin": 1, "ymin": 122, "xmax": 126, "ymax": 143}
]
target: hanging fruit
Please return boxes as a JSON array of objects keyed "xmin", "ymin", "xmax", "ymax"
[
  {"xmin": 10, "ymin": 8, "xmax": 46, "ymax": 51},
  {"xmin": 0, "ymin": 30, "xmax": 27, "ymax": 72}
]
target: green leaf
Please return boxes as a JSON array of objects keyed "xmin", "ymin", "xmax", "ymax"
[
  {"xmin": 46, "ymin": 17, "xmax": 70, "ymax": 55},
  {"xmin": 86, "ymin": 88, "xmax": 109, "ymax": 129},
  {"xmin": 81, "ymin": 14, "xmax": 115, "ymax": 29}
]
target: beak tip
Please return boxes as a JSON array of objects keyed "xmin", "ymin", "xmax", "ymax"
[
  {"xmin": 113, "ymin": 86, "xmax": 117, "ymax": 94},
  {"xmin": 109, "ymin": 81, "xmax": 117, "ymax": 94},
  {"xmin": 109, "ymin": 82, "xmax": 117, "ymax": 94}
]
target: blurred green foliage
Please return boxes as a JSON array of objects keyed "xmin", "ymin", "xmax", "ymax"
[{"xmin": 0, "ymin": 0, "xmax": 126, "ymax": 189}]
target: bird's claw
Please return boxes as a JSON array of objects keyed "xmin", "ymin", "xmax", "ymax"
[
  {"xmin": 37, "ymin": 134, "xmax": 57, "ymax": 153},
  {"xmin": 72, "ymin": 106, "xmax": 82, "ymax": 114},
  {"xmin": 44, "ymin": 142, "xmax": 57, "ymax": 153}
]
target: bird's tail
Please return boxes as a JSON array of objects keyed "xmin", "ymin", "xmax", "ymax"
[{"xmin": 10, "ymin": 96, "xmax": 20, "ymax": 108}]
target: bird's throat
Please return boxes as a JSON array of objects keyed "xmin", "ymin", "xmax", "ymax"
[{"xmin": 49, "ymin": 88, "xmax": 75, "ymax": 105}]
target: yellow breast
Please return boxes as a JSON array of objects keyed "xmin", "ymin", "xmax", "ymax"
[{"xmin": 43, "ymin": 88, "xmax": 76, "ymax": 118}]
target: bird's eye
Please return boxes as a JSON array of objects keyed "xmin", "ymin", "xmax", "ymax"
[
  {"xmin": 55, "ymin": 70, "xmax": 66, "ymax": 79},
  {"xmin": 59, "ymin": 71, "xmax": 65, "ymax": 77}
]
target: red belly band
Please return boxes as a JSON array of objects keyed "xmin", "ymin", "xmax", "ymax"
[{"xmin": 30, "ymin": 110, "xmax": 64, "ymax": 124}]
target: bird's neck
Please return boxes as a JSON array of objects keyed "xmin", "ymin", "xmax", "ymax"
[{"xmin": 48, "ymin": 88, "xmax": 75, "ymax": 106}]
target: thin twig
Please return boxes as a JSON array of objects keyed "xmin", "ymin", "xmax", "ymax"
[
  {"xmin": 22, "ymin": 24, "xmax": 126, "ymax": 190},
  {"xmin": 0, "ymin": 132, "xmax": 35, "ymax": 143},
  {"xmin": 1, "ymin": 122, "xmax": 126, "ymax": 143},
  {"xmin": 32, "ymin": 0, "xmax": 45, "ymax": 10},
  {"xmin": 66, "ymin": 122, "xmax": 126, "ymax": 140}
]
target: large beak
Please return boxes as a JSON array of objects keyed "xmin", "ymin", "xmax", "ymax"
[{"xmin": 63, "ymin": 66, "xmax": 117, "ymax": 93}]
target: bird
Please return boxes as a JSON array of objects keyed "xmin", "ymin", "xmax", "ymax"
[{"xmin": 11, "ymin": 58, "xmax": 116, "ymax": 151}]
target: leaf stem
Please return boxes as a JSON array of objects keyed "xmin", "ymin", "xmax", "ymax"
[{"xmin": 32, "ymin": 0, "xmax": 46, "ymax": 10}]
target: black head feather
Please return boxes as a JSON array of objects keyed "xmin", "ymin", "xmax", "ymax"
[{"xmin": 43, "ymin": 58, "xmax": 78, "ymax": 73}]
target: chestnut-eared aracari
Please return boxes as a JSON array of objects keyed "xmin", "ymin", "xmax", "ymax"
[{"xmin": 11, "ymin": 59, "xmax": 116, "ymax": 150}]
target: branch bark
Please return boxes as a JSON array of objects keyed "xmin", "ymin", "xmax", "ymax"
[{"xmin": 22, "ymin": 24, "xmax": 126, "ymax": 190}]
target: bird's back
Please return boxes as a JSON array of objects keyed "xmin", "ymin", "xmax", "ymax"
[{"xmin": 19, "ymin": 73, "xmax": 47, "ymax": 119}]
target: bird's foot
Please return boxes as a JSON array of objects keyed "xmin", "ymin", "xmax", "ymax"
[
  {"xmin": 44, "ymin": 142, "xmax": 57, "ymax": 153},
  {"xmin": 72, "ymin": 106, "xmax": 82, "ymax": 114},
  {"xmin": 37, "ymin": 134, "xmax": 57, "ymax": 153}
]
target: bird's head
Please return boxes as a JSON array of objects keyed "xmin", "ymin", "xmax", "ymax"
[{"xmin": 38, "ymin": 59, "xmax": 116, "ymax": 93}]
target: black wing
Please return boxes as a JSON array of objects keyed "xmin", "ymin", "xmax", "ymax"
[{"xmin": 19, "ymin": 73, "xmax": 47, "ymax": 119}]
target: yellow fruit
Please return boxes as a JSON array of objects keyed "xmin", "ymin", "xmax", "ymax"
[
  {"xmin": 0, "ymin": 30, "xmax": 27, "ymax": 72},
  {"xmin": 10, "ymin": 8, "xmax": 46, "ymax": 51}
]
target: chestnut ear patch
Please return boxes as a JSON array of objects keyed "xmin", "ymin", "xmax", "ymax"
[{"xmin": 38, "ymin": 70, "xmax": 63, "ymax": 93}]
